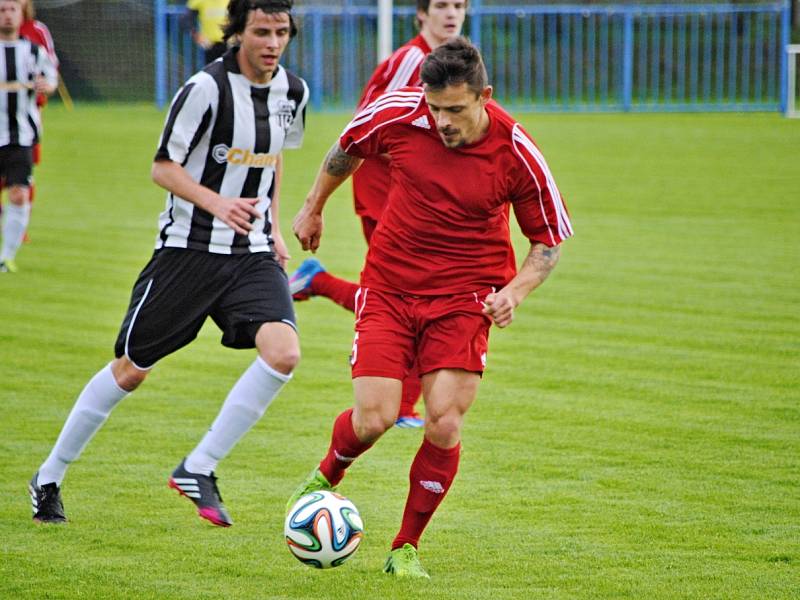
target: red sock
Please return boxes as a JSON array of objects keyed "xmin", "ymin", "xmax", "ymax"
[
  {"xmin": 319, "ymin": 408, "xmax": 373, "ymax": 486},
  {"xmin": 398, "ymin": 367, "xmax": 422, "ymax": 418},
  {"xmin": 310, "ymin": 272, "xmax": 359, "ymax": 312},
  {"xmin": 392, "ymin": 438, "xmax": 461, "ymax": 550}
]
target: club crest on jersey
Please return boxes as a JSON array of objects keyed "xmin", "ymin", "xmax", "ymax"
[
  {"xmin": 212, "ymin": 144, "xmax": 277, "ymax": 167},
  {"xmin": 273, "ymin": 99, "xmax": 296, "ymax": 133}
]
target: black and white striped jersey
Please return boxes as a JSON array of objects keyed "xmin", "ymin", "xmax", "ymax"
[
  {"xmin": 0, "ymin": 39, "xmax": 58, "ymax": 148},
  {"xmin": 154, "ymin": 47, "xmax": 309, "ymax": 255}
]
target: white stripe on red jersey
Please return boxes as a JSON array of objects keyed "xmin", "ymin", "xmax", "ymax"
[
  {"xmin": 511, "ymin": 124, "xmax": 573, "ymax": 244},
  {"xmin": 348, "ymin": 90, "xmax": 424, "ymax": 132},
  {"xmin": 385, "ymin": 46, "xmax": 425, "ymax": 93},
  {"xmin": 356, "ymin": 35, "xmax": 431, "ymax": 111}
]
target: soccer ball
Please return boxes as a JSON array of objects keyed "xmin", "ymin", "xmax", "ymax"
[{"xmin": 284, "ymin": 490, "xmax": 364, "ymax": 569}]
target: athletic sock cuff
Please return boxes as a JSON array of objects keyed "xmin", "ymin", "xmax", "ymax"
[
  {"xmin": 421, "ymin": 437, "xmax": 461, "ymax": 459},
  {"xmin": 256, "ymin": 355, "xmax": 293, "ymax": 383},
  {"xmin": 103, "ymin": 362, "xmax": 130, "ymax": 396}
]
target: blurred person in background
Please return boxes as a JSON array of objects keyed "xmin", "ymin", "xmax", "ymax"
[
  {"xmin": 0, "ymin": 0, "xmax": 59, "ymax": 241},
  {"xmin": 0, "ymin": 0, "xmax": 56, "ymax": 272},
  {"xmin": 288, "ymin": 0, "xmax": 468, "ymax": 429},
  {"xmin": 184, "ymin": 0, "xmax": 228, "ymax": 64}
]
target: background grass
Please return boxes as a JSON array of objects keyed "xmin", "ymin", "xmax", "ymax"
[{"xmin": 1, "ymin": 105, "xmax": 798, "ymax": 599}]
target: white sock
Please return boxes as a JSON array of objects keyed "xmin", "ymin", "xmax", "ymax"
[
  {"xmin": 184, "ymin": 357, "xmax": 292, "ymax": 476},
  {"xmin": 1, "ymin": 202, "xmax": 30, "ymax": 262},
  {"xmin": 38, "ymin": 363, "xmax": 130, "ymax": 487}
]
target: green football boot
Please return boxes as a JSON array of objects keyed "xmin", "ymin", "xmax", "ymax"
[
  {"xmin": 383, "ymin": 543, "xmax": 431, "ymax": 579},
  {"xmin": 285, "ymin": 467, "xmax": 334, "ymax": 513},
  {"xmin": 0, "ymin": 259, "xmax": 18, "ymax": 273}
]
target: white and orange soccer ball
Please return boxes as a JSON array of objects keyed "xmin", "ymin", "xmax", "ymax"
[{"xmin": 284, "ymin": 491, "xmax": 364, "ymax": 569}]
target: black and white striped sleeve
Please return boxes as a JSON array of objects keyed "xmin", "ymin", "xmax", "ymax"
[
  {"xmin": 283, "ymin": 78, "xmax": 309, "ymax": 150},
  {"xmin": 155, "ymin": 74, "xmax": 216, "ymax": 163},
  {"xmin": 34, "ymin": 45, "xmax": 57, "ymax": 87}
]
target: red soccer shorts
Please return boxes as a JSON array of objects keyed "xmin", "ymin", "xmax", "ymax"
[{"xmin": 350, "ymin": 287, "xmax": 494, "ymax": 380}]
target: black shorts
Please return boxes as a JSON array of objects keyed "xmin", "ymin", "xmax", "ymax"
[
  {"xmin": 114, "ymin": 248, "xmax": 296, "ymax": 369},
  {"xmin": 0, "ymin": 145, "xmax": 33, "ymax": 187}
]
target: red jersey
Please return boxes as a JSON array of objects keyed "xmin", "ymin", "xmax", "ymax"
[
  {"xmin": 352, "ymin": 35, "xmax": 431, "ymax": 222},
  {"xmin": 19, "ymin": 20, "xmax": 57, "ymax": 66},
  {"xmin": 340, "ymin": 88, "xmax": 573, "ymax": 296}
]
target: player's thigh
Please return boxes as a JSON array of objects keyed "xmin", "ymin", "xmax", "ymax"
[
  {"xmin": 114, "ymin": 249, "xmax": 232, "ymax": 369},
  {"xmin": 211, "ymin": 253, "xmax": 296, "ymax": 351},
  {"xmin": 416, "ymin": 291, "xmax": 493, "ymax": 377},
  {"xmin": 350, "ymin": 289, "xmax": 416, "ymax": 381}
]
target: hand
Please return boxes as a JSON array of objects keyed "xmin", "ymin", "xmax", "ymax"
[
  {"xmin": 292, "ymin": 202, "xmax": 323, "ymax": 252},
  {"xmin": 193, "ymin": 33, "xmax": 212, "ymax": 49},
  {"xmin": 272, "ymin": 231, "xmax": 291, "ymax": 269},
  {"xmin": 211, "ymin": 196, "xmax": 263, "ymax": 236},
  {"xmin": 33, "ymin": 76, "xmax": 54, "ymax": 95},
  {"xmin": 482, "ymin": 290, "xmax": 519, "ymax": 328}
]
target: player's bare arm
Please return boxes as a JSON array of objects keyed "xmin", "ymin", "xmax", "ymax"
[
  {"xmin": 325, "ymin": 144, "xmax": 361, "ymax": 177},
  {"xmin": 151, "ymin": 159, "xmax": 263, "ymax": 236},
  {"xmin": 270, "ymin": 153, "xmax": 291, "ymax": 268},
  {"xmin": 483, "ymin": 242, "xmax": 561, "ymax": 328},
  {"xmin": 293, "ymin": 142, "xmax": 363, "ymax": 252}
]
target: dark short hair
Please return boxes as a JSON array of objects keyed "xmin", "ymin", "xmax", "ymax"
[
  {"xmin": 223, "ymin": 0, "xmax": 297, "ymax": 42},
  {"xmin": 420, "ymin": 37, "xmax": 488, "ymax": 96}
]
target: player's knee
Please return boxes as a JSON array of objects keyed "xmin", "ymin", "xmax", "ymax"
[
  {"xmin": 424, "ymin": 412, "xmax": 463, "ymax": 447},
  {"xmin": 8, "ymin": 187, "xmax": 29, "ymax": 205},
  {"xmin": 261, "ymin": 345, "xmax": 301, "ymax": 375},
  {"xmin": 353, "ymin": 410, "xmax": 393, "ymax": 442},
  {"xmin": 111, "ymin": 358, "xmax": 148, "ymax": 391}
]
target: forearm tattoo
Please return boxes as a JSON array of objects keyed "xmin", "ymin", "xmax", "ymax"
[
  {"xmin": 324, "ymin": 144, "xmax": 359, "ymax": 177},
  {"xmin": 527, "ymin": 243, "xmax": 560, "ymax": 282}
]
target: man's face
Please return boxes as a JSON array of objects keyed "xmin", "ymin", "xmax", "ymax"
[
  {"xmin": 239, "ymin": 10, "xmax": 292, "ymax": 82},
  {"xmin": 425, "ymin": 82, "xmax": 491, "ymax": 148},
  {"xmin": 0, "ymin": 1, "xmax": 22, "ymax": 36},
  {"xmin": 418, "ymin": 1, "xmax": 466, "ymax": 46}
]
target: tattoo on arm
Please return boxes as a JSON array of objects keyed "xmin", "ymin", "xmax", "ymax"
[
  {"xmin": 324, "ymin": 144, "xmax": 359, "ymax": 177},
  {"xmin": 527, "ymin": 243, "xmax": 561, "ymax": 282}
]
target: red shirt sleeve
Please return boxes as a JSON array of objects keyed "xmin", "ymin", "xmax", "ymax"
[
  {"xmin": 339, "ymin": 88, "xmax": 424, "ymax": 158},
  {"xmin": 509, "ymin": 124, "xmax": 573, "ymax": 247},
  {"xmin": 356, "ymin": 44, "xmax": 426, "ymax": 111}
]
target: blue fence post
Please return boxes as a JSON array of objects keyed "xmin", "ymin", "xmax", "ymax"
[
  {"xmin": 622, "ymin": 10, "xmax": 634, "ymax": 111},
  {"xmin": 154, "ymin": 0, "xmax": 167, "ymax": 108},
  {"xmin": 312, "ymin": 11, "xmax": 323, "ymax": 111},
  {"xmin": 779, "ymin": 0, "xmax": 790, "ymax": 113},
  {"xmin": 470, "ymin": 0, "xmax": 482, "ymax": 48},
  {"xmin": 342, "ymin": 0, "xmax": 356, "ymax": 107}
]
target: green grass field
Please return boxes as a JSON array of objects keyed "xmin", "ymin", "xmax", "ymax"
[{"xmin": 1, "ymin": 105, "xmax": 798, "ymax": 599}]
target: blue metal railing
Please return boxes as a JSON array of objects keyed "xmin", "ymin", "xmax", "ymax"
[{"xmin": 154, "ymin": 1, "xmax": 791, "ymax": 112}]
